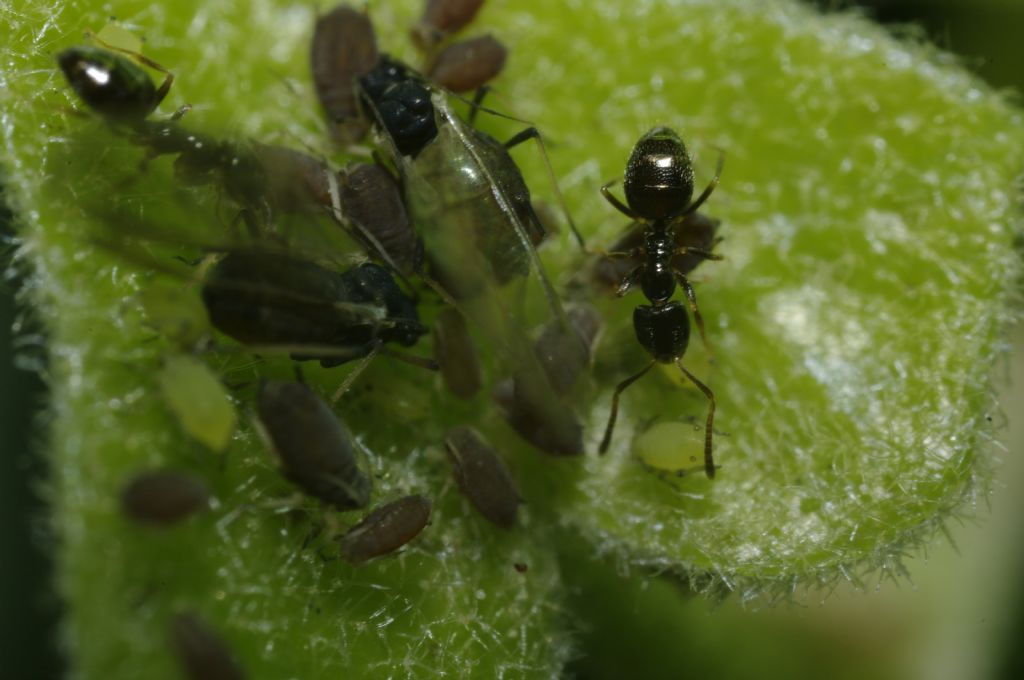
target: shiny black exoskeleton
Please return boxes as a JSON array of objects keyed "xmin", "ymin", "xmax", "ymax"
[
  {"xmin": 58, "ymin": 44, "xmax": 174, "ymax": 124},
  {"xmin": 201, "ymin": 252, "xmax": 426, "ymax": 368},
  {"xmin": 358, "ymin": 56, "xmax": 438, "ymax": 158},
  {"xmin": 598, "ymin": 127, "xmax": 724, "ymax": 479}
]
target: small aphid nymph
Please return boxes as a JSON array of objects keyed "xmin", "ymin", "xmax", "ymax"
[
  {"xmin": 169, "ymin": 612, "xmax": 247, "ymax": 680},
  {"xmin": 120, "ymin": 470, "xmax": 209, "ymax": 527},
  {"xmin": 257, "ymin": 381, "xmax": 371, "ymax": 510},
  {"xmin": 337, "ymin": 494, "xmax": 432, "ymax": 565},
  {"xmin": 444, "ymin": 426, "xmax": 520, "ymax": 529}
]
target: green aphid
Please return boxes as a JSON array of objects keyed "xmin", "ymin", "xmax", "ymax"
[
  {"xmin": 138, "ymin": 284, "xmax": 212, "ymax": 350},
  {"xmin": 158, "ymin": 355, "xmax": 236, "ymax": 452},
  {"xmin": 632, "ymin": 421, "xmax": 709, "ymax": 477}
]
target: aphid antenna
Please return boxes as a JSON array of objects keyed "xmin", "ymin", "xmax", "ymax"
[{"xmin": 458, "ymin": 86, "xmax": 588, "ymax": 251}]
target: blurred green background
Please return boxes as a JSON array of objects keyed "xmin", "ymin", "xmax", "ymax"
[{"xmin": 2, "ymin": 0, "xmax": 1022, "ymax": 677}]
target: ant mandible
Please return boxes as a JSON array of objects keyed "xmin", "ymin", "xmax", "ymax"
[{"xmin": 598, "ymin": 126, "xmax": 724, "ymax": 479}]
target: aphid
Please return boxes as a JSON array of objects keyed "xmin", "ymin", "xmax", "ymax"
[
  {"xmin": 426, "ymin": 35, "xmax": 507, "ymax": 93},
  {"xmin": 120, "ymin": 470, "xmax": 209, "ymax": 527},
  {"xmin": 311, "ymin": 5, "xmax": 379, "ymax": 143},
  {"xmin": 493, "ymin": 304, "xmax": 601, "ymax": 454},
  {"xmin": 513, "ymin": 562, "xmax": 528, "ymax": 573},
  {"xmin": 411, "ymin": 0, "xmax": 485, "ymax": 50},
  {"xmin": 432, "ymin": 307, "xmax": 483, "ymax": 399},
  {"xmin": 311, "ymin": 6, "xmax": 585, "ymax": 454},
  {"xmin": 337, "ymin": 494, "xmax": 432, "ymax": 565},
  {"xmin": 257, "ymin": 380, "xmax": 371, "ymax": 510},
  {"xmin": 201, "ymin": 252, "xmax": 426, "ymax": 368},
  {"xmin": 597, "ymin": 127, "xmax": 723, "ymax": 479},
  {"xmin": 157, "ymin": 355, "xmax": 236, "ymax": 452},
  {"xmin": 358, "ymin": 56, "xmax": 587, "ymax": 454},
  {"xmin": 444, "ymin": 426, "xmax": 520, "ymax": 529},
  {"xmin": 332, "ymin": 163, "xmax": 421, "ymax": 276},
  {"xmin": 169, "ymin": 612, "xmax": 247, "ymax": 680}
]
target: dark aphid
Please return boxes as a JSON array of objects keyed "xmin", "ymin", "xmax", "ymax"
[
  {"xmin": 335, "ymin": 163, "xmax": 422, "ymax": 275},
  {"xmin": 598, "ymin": 127, "xmax": 724, "ymax": 478},
  {"xmin": 57, "ymin": 44, "xmax": 172, "ymax": 124},
  {"xmin": 532, "ymin": 303, "xmax": 603, "ymax": 396},
  {"xmin": 513, "ymin": 562, "xmax": 528, "ymax": 573},
  {"xmin": 444, "ymin": 426, "xmax": 520, "ymax": 529},
  {"xmin": 257, "ymin": 380, "xmax": 371, "ymax": 510},
  {"xmin": 169, "ymin": 612, "xmax": 246, "ymax": 680},
  {"xmin": 311, "ymin": 5, "xmax": 379, "ymax": 143},
  {"xmin": 491, "ymin": 378, "xmax": 584, "ymax": 458},
  {"xmin": 411, "ymin": 0, "xmax": 485, "ymax": 49},
  {"xmin": 201, "ymin": 252, "xmax": 425, "ymax": 367},
  {"xmin": 590, "ymin": 211, "xmax": 721, "ymax": 294},
  {"xmin": 357, "ymin": 59, "xmax": 587, "ymax": 457},
  {"xmin": 317, "ymin": 7, "xmax": 585, "ymax": 455},
  {"xmin": 337, "ymin": 494, "xmax": 432, "ymax": 565},
  {"xmin": 427, "ymin": 35, "xmax": 507, "ymax": 93},
  {"xmin": 433, "ymin": 307, "xmax": 482, "ymax": 399},
  {"xmin": 492, "ymin": 304, "xmax": 600, "ymax": 455},
  {"xmin": 120, "ymin": 470, "xmax": 209, "ymax": 527}
]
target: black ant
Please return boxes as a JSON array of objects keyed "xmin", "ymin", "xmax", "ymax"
[{"xmin": 597, "ymin": 127, "xmax": 724, "ymax": 479}]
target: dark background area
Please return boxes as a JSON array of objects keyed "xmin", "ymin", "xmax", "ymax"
[{"xmin": 2, "ymin": 1, "xmax": 1022, "ymax": 677}]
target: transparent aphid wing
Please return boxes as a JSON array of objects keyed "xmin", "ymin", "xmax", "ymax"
[{"xmin": 399, "ymin": 99, "xmax": 585, "ymax": 454}]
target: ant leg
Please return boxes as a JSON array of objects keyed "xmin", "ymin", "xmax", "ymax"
[
  {"xmin": 675, "ymin": 360, "xmax": 716, "ymax": 479},
  {"xmin": 674, "ymin": 270, "xmax": 713, "ymax": 354},
  {"xmin": 683, "ymin": 150, "xmax": 725, "ymax": 216},
  {"xmin": 379, "ymin": 346, "xmax": 440, "ymax": 372},
  {"xmin": 503, "ymin": 126, "xmax": 587, "ymax": 250},
  {"xmin": 601, "ymin": 180, "xmax": 640, "ymax": 220},
  {"xmin": 599, "ymin": 360, "xmax": 656, "ymax": 455},
  {"xmin": 676, "ymin": 246, "xmax": 723, "ymax": 262}
]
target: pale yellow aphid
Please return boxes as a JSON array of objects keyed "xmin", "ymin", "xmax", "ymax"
[
  {"xmin": 632, "ymin": 420, "xmax": 707, "ymax": 475},
  {"xmin": 158, "ymin": 355, "xmax": 236, "ymax": 452}
]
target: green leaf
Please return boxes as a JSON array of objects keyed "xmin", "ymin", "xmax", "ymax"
[{"xmin": 2, "ymin": 0, "xmax": 1022, "ymax": 676}]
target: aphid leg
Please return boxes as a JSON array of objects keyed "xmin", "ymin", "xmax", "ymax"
[
  {"xmin": 84, "ymin": 29, "xmax": 175, "ymax": 110},
  {"xmin": 675, "ymin": 360, "xmax": 716, "ymax": 479},
  {"xmin": 503, "ymin": 126, "xmax": 587, "ymax": 250},
  {"xmin": 601, "ymin": 180, "xmax": 640, "ymax": 220},
  {"xmin": 683, "ymin": 151, "xmax": 725, "ymax": 216},
  {"xmin": 599, "ymin": 360, "xmax": 656, "ymax": 455},
  {"xmin": 330, "ymin": 344, "xmax": 380, "ymax": 405},
  {"xmin": 674, "ymin": 270, "xmax": 713, "ymax": 354},
  {"xmin": 379, "ymin": 346, "xmax": 440, "ymax": 372}
]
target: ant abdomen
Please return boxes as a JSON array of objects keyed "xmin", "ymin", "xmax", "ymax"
[{"xmin": 634, "ymin": 303, "xmax": 690, "ymax": 364}]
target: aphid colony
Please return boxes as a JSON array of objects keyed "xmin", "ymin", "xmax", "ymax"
[{"xmin": 59, "ymin": 0, "xmax": 726, "ymax": 673}]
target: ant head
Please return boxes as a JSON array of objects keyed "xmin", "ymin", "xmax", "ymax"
[
  {"xmin": 58, "ymin": 45, "xmax": 158, "ymax": 123},
  {"xmin": 623, "ymin": 127, "xmax": 695, "ymax": 221}
]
